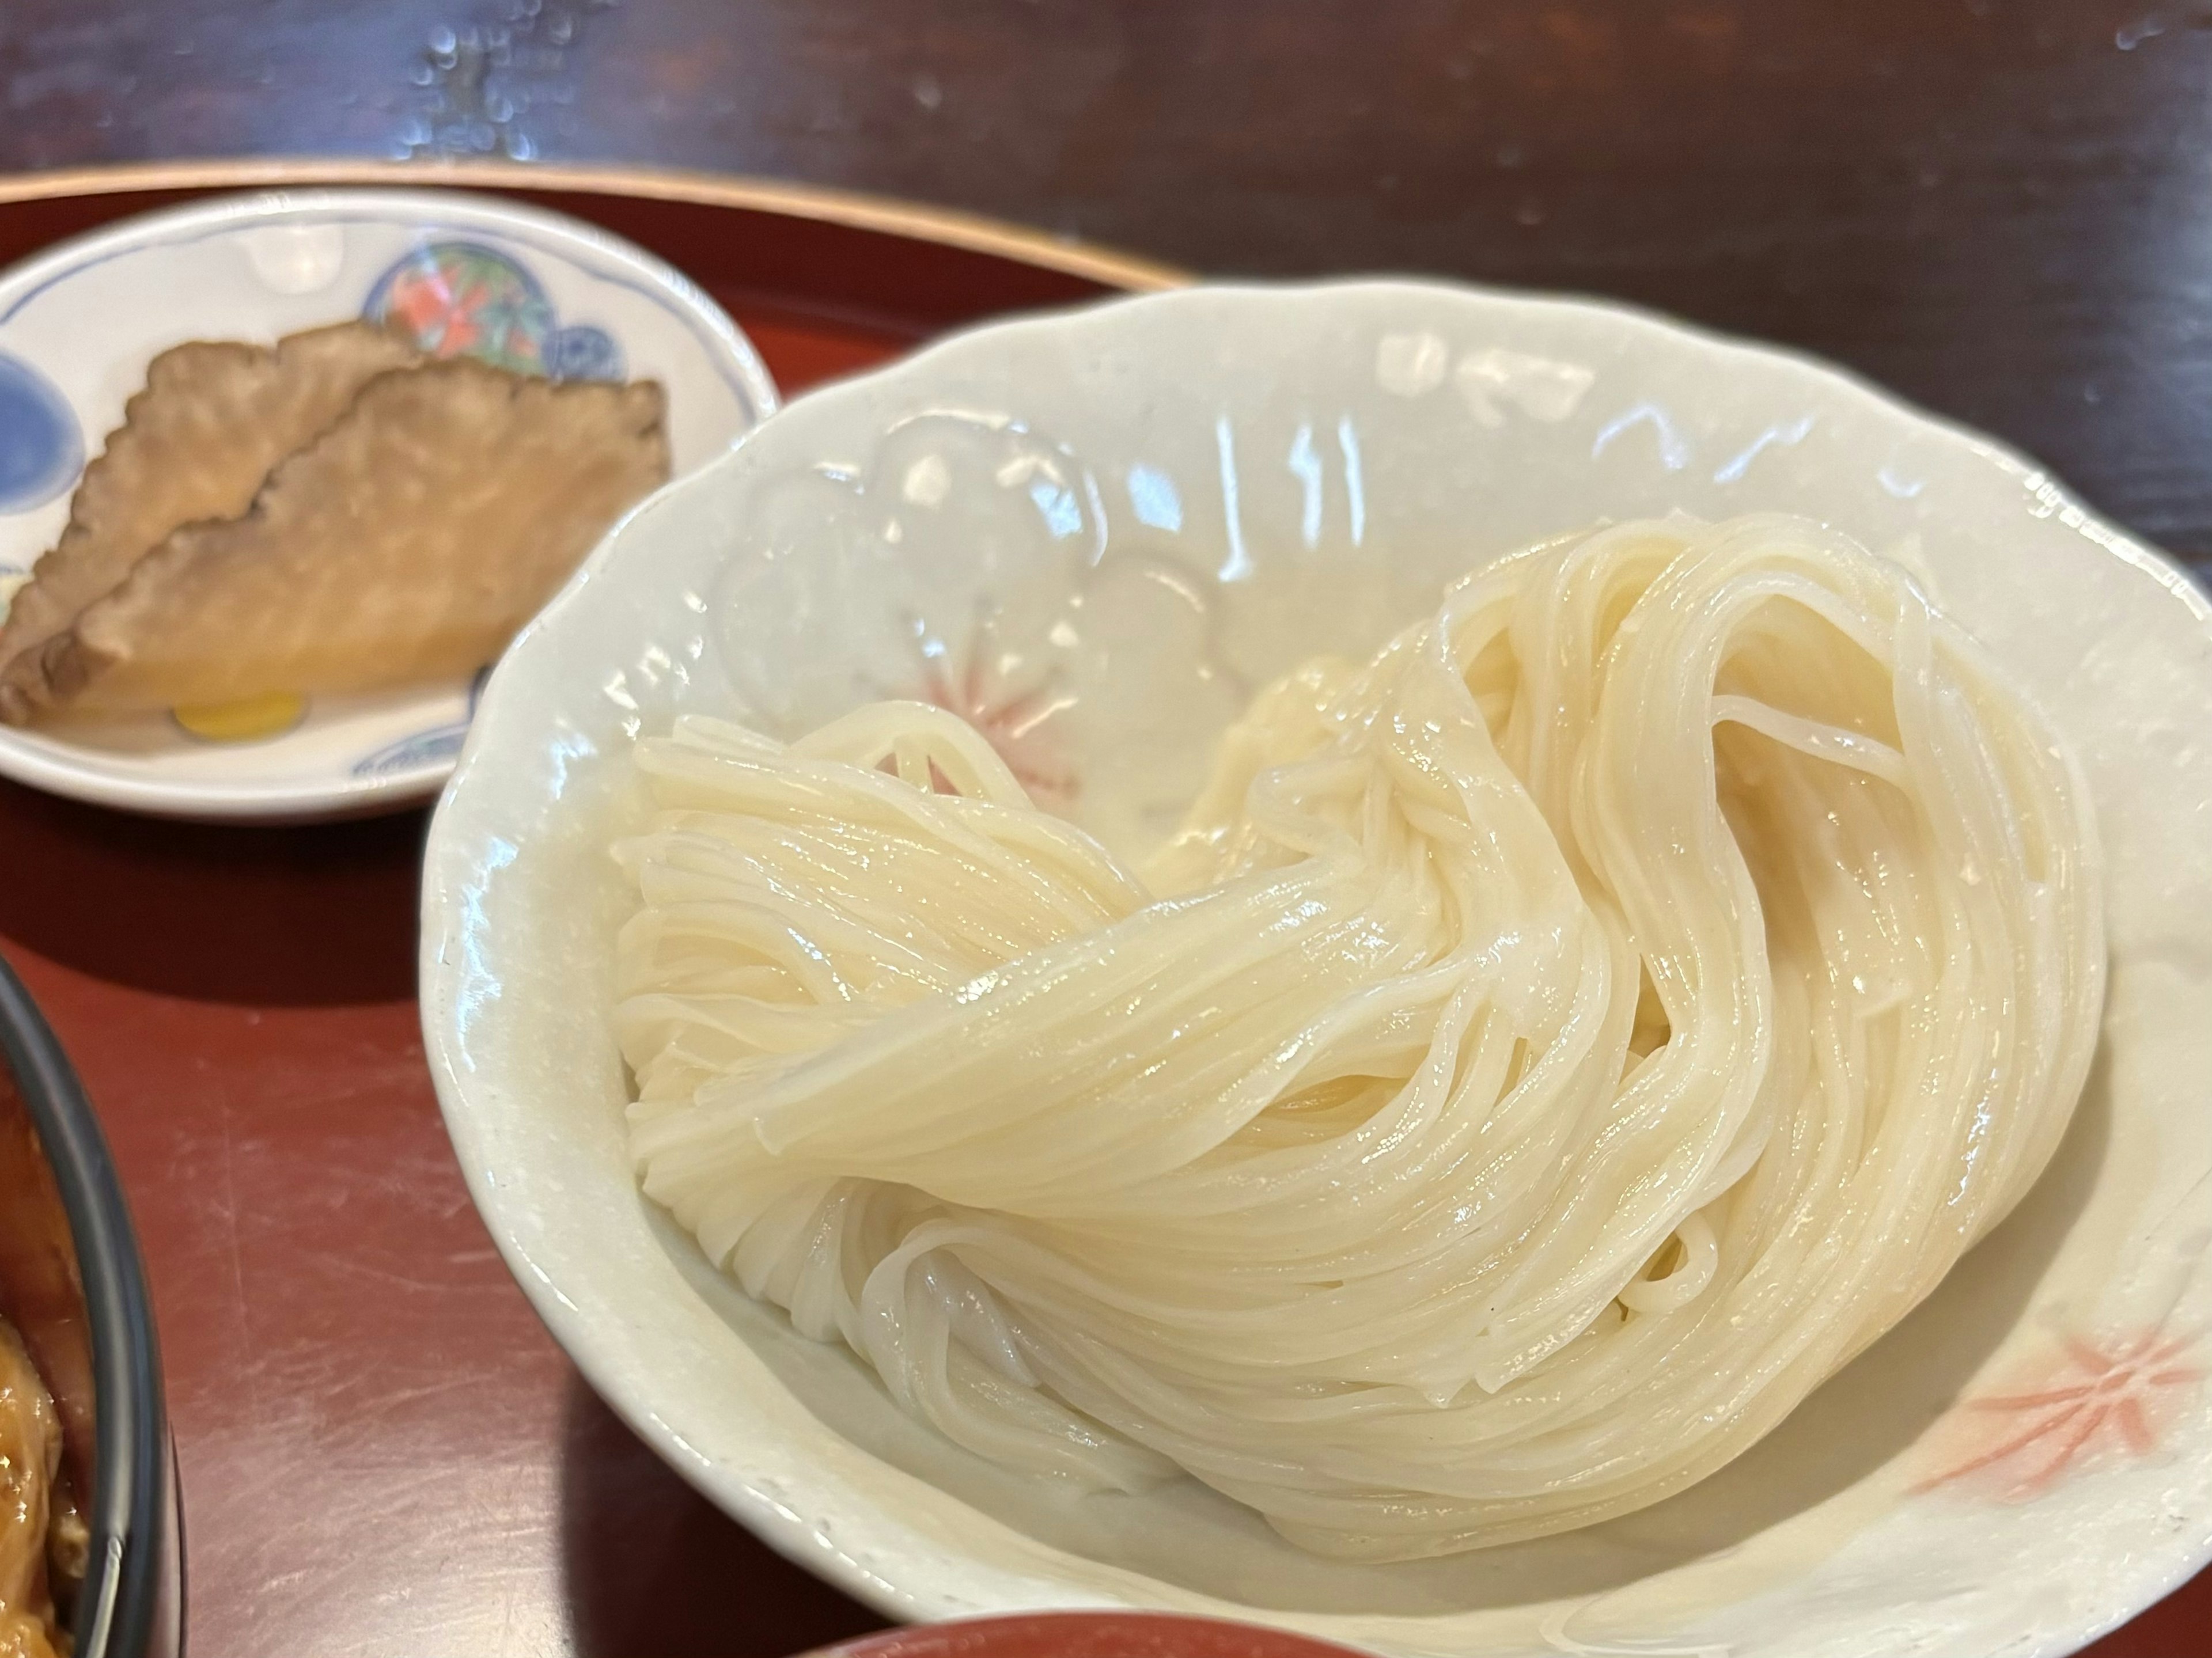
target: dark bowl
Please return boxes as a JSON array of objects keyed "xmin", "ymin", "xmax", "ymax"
[{"xmin": 0, "ymin": 957, "xmax": 180, "ymax": 1656}]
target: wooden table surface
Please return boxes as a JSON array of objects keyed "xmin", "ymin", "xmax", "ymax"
[{"xmin": 1, "ymin": 3, "xmax": 2207, "ymax": 1654}]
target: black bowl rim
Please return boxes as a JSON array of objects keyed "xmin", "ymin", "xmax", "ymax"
[{"xmin": 0, "ymin": 958, "xmax": 168, "ymax": 1656}]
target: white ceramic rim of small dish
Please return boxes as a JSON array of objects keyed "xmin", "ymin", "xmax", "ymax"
[{"xmin": 0, "ymin": 186, "xmax": 778, "ymax": 822}]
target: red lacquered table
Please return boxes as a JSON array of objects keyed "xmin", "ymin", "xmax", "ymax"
[{"xmin": 0, "ymin": 165, "xmax": 2196, "ymax": 1658}]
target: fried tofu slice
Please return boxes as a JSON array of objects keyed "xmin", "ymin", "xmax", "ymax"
[
  {"xmin": 0, "ymin": 322, "xmax": 423, "ymax": 721},
  {"xmin": 17, "ymin": 358, "xmax": 669, "ymax": 717}
]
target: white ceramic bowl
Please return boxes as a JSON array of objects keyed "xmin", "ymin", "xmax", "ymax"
[
  {"xmin": 421, "ymin": 282, "xmax": 2212, "ymax": 1658},
  {"xmin": 0, "ymin": 187, "xmax": 776, "ymax": 820}
]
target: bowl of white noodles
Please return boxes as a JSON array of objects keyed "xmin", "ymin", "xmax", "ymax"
[{"xmin": 421, "ymin": 281, "xmax": 2212, "ymax": 1657}]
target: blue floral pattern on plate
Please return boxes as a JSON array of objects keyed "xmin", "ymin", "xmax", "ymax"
[
  {"xmin": 351, "ymin": 665, "xmax": 493, "ymax": 779},
  {"xmin": 0, "ymin": 351, "xmax": 83, "ymax": 513}
]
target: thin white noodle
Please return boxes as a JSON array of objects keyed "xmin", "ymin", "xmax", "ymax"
[{"xmin": 611, "ymin": 513, "xmax": 2105, "ymax": 1560}]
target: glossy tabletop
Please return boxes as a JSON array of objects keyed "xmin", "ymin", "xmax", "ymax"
[{"xmin": 1, "ymin": 2, "xmax": 2208, "ymax": 1653}]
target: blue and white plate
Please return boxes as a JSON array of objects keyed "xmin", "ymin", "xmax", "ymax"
[{"xmin": 0, "ymin": 188, "xmax": 777, "ymax": 820}]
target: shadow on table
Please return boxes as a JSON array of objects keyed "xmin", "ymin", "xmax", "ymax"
[
  {"xmin": 0, "ymin": 779, "xmax": 423, "ymax": 1006},
  {"xmin": 559, "ymin": 1370, "xmax": 888, "ymax": 1658}
]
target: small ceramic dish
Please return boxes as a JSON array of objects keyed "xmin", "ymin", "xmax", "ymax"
[
  {"xmin": 0, "ymin": 187, "xmax": 776, "ymax": 821},
  {"xmin": 423, "ymin": 282, "xmax": 2212, "ymax": 1658}
]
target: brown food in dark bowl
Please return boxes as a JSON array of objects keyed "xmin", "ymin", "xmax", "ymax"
[{"xmin": 0, "ymin": 960, "xmax": 177, "ymax": 1656}]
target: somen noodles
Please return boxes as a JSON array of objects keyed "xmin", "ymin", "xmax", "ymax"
[{"xmin": 610, "ymin": 513, "xmax": 2105, "ymax": 1560}]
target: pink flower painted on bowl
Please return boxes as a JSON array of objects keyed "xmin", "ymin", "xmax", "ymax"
[
  {"xmin": 714, "ymin": 405, "xmax": 1256, "ymax": 852},
  {"xmin": 910, "ymin": 635, "xmax": 1079, "ymax": 809},
  {"xmin": 1914, "ymin": 1319, "xmax": 2205, "ymax": 1500}
]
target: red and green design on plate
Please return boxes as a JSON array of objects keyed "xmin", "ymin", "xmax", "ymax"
[{"xmin": 365, "ymin": 241, "xmax": 624, "ymax": 381}]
